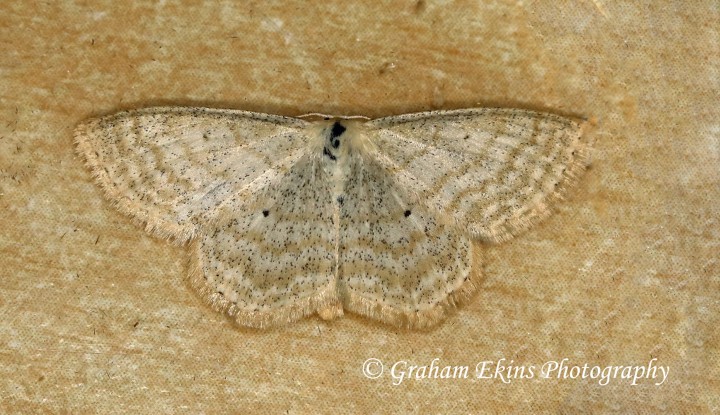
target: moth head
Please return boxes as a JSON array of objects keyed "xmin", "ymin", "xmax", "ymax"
[{"xmin": 312, "ymin": 118, "xmax": 372, "ymax": 160}]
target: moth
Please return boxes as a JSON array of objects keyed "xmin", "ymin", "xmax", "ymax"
[{"xmin": 75, "ymin": 106, "xmax": 588, "ymax": 328}]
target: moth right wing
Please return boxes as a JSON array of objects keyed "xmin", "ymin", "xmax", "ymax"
[
  {"xmin": 75, "ymin": 107, "xmax": 312, "ymax": 243},
  {"xmin": 337, "ymin": 151, "xmax": 481, "ymax": 328},
  {"xmin": 366, "ymin": 108, "xmax": 588, "ymax": 243}
]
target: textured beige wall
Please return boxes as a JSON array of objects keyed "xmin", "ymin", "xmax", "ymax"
[{"xmin": 1, "ymin": 1, "xmax": 718, "ymax": 413}]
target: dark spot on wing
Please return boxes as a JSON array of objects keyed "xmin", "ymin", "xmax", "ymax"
[
  {"xmin": 404, "ymin": 210, "xmax": 412, "ymax": 217},
  {"xmin": 262, "ymin": 209, "xmax": 269, "ymax": 217}
]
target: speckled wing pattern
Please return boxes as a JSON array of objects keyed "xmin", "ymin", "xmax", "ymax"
[
  {"xmin": 75, "ymin": 107, "xmax": 588, "ymax": 329},
  {"xmin": 338, "ymin": 152, "xmax": 478, "ymax": 327},
  {"xmin": 75, "ymin": 108, "xmax": 311, "ymax": 242},
  {"xmin": 367, "ymin": 109, "xmax": 588, "ymax": 243},
  {"xmin": 192, "ymin": 153, "xmax": 341, "ymax": 328}
]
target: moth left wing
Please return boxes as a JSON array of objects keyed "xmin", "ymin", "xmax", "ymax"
[
  {"xmin": 75, "ymin": 107, "xmax": 311, "ymax": 242},
  {"xmin": 189, "ymin": 153, "xmax": 341, "ymax": 328}
]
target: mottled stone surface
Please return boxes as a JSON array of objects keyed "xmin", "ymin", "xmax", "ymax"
[{"xmin": 0, "ymin": 1, "xmax": 717, "ymax": 413}]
